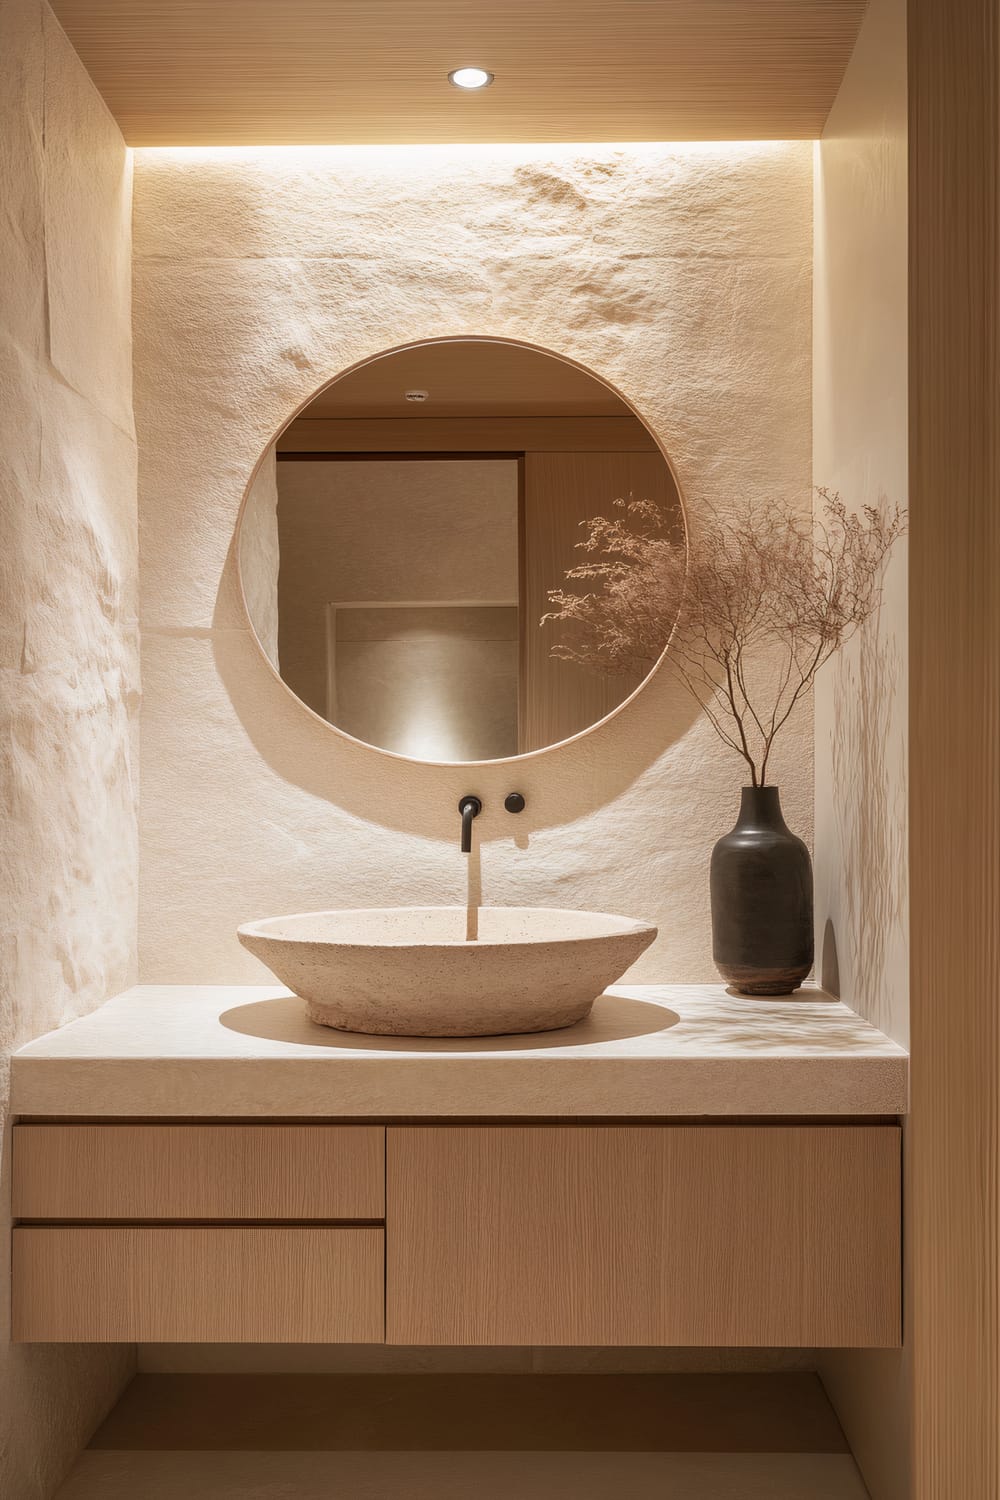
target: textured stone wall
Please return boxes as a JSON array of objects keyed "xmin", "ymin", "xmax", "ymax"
[
  {"xmin": 812, "ymin": 0, "xmax": 910, "ymax": 1494},
  {"xmin": 0, "ymin": 2, "xmax": 138, "ymax": 1494},
  {"xmin": 134, "ymin": 141, "xmax": 814, "ymax": 984}
]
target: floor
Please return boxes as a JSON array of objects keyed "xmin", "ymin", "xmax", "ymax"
[{"xmin": 56, "ymin": 1373, "xmax": 870, "ymax": 1499}]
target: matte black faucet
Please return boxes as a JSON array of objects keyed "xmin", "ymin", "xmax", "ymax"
[{"xmin": 458, "ymin": 795, "xmax": 482, "ymax": 853}]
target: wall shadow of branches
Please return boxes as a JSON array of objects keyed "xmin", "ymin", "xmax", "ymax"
[{"xmin": 829, "ymin": 607, "xmax": 907, "ymax": 1037}]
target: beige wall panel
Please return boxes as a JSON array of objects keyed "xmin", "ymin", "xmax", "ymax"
[
  {"xmin": 275, "ymin": 458, "xmax": 518, "ymax": 718},
  {"xmin": 13, "ymin": 1125, "xmax": 385, "ymax": 1222},
  {"xmin": 278, "ymin": 415, "xmax": 656, "ymax": 452},
  {"xmin": 332, "ymin": 611, "xmax": 519, "ymax": 762},
  {"xmin": 811, "ymin": 1, "xmax": 911, "ymax": 1491},
  {"xmin": 813, "ymin": 0, "xmax": 909, "ymax": 1049},
  {"xmin": 386, "ymin": 1126, "xmax": 901, "ymax": 1348},
  {"xmin": 13, "ymin": 1227, "xmax": 384, "ymax": 1344},
  {"xmin": 521, "ymin": 451, "xmax": 679, "ymax": 752},
  {"xmin": 333, "ymin": 606, "xmax": 518, "ymax": 643}
]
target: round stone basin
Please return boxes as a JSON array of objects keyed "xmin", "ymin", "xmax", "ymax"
[{"xmin": 237, "ymin": 906, "xmax": 658, "ymax": 1037}]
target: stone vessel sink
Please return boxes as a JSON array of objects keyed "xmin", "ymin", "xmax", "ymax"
[{"xmin": 237, "ymin": 906, "xmax": 657, "ymax": 1037}]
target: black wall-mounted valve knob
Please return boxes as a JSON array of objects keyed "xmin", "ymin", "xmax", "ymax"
[{"xmin": 504, "ymin": 792, "xmax": 526, "ymax": 814}]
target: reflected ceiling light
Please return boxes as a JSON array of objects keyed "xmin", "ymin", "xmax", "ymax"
[
  {"xmin": 404, "ymin": 389, "xmax": 430, "ymax": 402},
  {"xmin": 448, "ymin": 67, "xmax": 494, "ymax": 90}
]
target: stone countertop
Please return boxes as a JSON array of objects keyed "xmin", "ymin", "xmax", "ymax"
[{"xmin": 11, "ymin": 984, "xmax": 908, "ymax": 1119}]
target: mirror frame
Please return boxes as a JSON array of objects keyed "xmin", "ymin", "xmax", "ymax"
[{"xmin": 234, "ymin": 334, "xmax": 687, "ymax": 768}]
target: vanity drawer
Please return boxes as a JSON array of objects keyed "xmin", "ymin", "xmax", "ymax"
[
  {"xmin": 387, "ymin": 1125, "xmax": 902, "ymax": 1348},
  {"xmin": 12, "ymin": 1225, "xmax": 384, "ymax": 1342},
  {"xmin": 12, "ymin": 1124, "xmax": 384, "ymax": 1221}
]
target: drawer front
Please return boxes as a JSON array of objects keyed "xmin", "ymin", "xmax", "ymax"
[
  {"xmin": 13, "ymin": 1125, "xmax": 384, "ymax": 1221},
  {"xmin": 387, "ymin": 1125, "xmax": 901, "ymax": 1348},
  {"xmin": 12, "ymin": 1226, "xmax": 384, "ymax": 1342}
]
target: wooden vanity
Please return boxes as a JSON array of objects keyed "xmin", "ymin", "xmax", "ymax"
[
  {"xmin": 9, "ymin": 984, "xmax": 907, "ymax": 1349},
  {"xmin": 12, "ymin": 1119, "xmax": 900, "ymax": 1348}
]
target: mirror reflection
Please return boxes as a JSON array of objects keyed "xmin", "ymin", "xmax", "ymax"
[{"xmin": 238, "ymin": 338, "xmax": 682, "ymax": 763}]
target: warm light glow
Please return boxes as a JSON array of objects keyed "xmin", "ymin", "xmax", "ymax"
[
  {"xmin": 137, "ymin": 143, "xmax": 794, "ymax": 169},
  {"xmin": 448, "ymin": 67, "xmax": 494, "ymax": 91}
]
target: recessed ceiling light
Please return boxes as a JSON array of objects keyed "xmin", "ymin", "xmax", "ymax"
[{"xmin": 448, "ymin": 67, "xmax": 494, "ymax": 91}]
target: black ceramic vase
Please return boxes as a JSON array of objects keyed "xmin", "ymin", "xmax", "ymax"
[{"xmin": 710, "ymin": 786, "xmax": 813, "ymax": 996}]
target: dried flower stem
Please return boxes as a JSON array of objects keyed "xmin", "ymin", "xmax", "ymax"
[{"xmin": 544, "ymin": 490, "xmax": 906, "ymax": 785}]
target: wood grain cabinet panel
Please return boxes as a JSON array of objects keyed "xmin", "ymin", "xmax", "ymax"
[
  {"xmin": 386, "ymin": 1126, "xmax": 901, "ymax": 1348},
  {"xmin": 12, "ymin": 1124, "xmax": 384, "ymax": 1221},
  {"xmin": 12, "ymin": 1226, "xmax": 384, "ymax": 1343}
]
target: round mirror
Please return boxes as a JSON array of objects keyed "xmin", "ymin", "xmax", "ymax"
[{"xmin": 237, "ymin": 337, "xmax": 683, "ymax": 764}]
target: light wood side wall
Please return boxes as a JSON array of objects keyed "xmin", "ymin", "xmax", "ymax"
[{"xmin": 909, "ymin": 0, "xmax": 1000, "ymax": 1492}]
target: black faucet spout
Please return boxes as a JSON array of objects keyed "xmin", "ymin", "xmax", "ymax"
[{"xmin": 458, "ymin": 795, "xmax": 482, "ymax": 853}]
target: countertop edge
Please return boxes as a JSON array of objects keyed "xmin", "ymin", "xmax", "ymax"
[{"xmin": 10, "ymin": 1054, "xmax": 909, "ymax": 1119}]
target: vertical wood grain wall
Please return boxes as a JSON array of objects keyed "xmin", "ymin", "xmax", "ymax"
[{"xmin": 909, "ymin": 0, "xmax": 1000, "ymax": 1492}]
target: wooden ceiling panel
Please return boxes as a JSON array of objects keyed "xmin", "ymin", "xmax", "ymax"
[{"xmin": 49, "ymin": 1, "xmax": 868, "ymax": 146}]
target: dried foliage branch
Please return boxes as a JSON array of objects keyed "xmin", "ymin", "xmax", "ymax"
[{"xmin": 543, "ymin": 490, "xmax": 906, "ymax": 787}]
